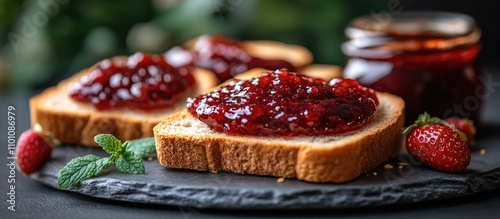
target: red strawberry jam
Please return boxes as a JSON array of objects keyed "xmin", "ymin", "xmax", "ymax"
[
  {"xmin": 191, "ymin": 35, "xmax": 296, "ymax": 82},
  {"xmin": 69, "ymin": 52, "xmax": 196, "ymax": 111},
  {"xmin": 187, "ymin": 69, "xmax": 378, "ymax": 136}
]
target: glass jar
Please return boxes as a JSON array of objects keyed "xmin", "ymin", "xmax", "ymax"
[{"xmin": 342, "ymin": 12, "xmax": 482, "ymax": 124}]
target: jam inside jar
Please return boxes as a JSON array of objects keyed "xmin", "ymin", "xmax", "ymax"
[{"xmin": 342, "ymin": 12, "xmax": 483, "ymax": 124}]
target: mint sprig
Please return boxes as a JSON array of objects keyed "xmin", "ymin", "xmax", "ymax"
[
  {"xmin": 123, "ymin": 137, "xmax": 156, "ymax": 158},
  {"xmin": 57, "ymin": 155, "xmax": 113, "ymax": 189},
  {"xmin": 95, "ymin": 134, "xmax": 123, "ymax": 155},
  {"xmin": 116, "ymin": 151, "xmax": 145, "ymax": 174},
  {"xmin": 57, "ymin": 134, "xmax": 156, "ymax": 189}
]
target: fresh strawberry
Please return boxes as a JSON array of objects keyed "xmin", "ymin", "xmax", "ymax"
[
  {"xmin": 446, "ymin": 117, "xmax": 476, "ymax": 148},
  {"xmin": 16, "ymin": 129, "xmax": 53, "ymax": 175},
  {"xmin": 404, "ymin": 113, "xmax": 471, "ymax": 173}
]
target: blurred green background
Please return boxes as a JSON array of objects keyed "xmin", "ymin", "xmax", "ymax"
[
  {"xmin": 0, "ymin": 0, "xmax": 384, "ymax": 91},
  {"xmin": 0, "ymin": 0, "xmax": 498, "ymax": 91}
]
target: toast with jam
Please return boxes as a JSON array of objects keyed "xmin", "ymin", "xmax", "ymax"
[
  {"xmin": 153, "ymin": 69, "xmax": 405, "ymax": 183},
  {"xmin": 184, "ymin": 35, "xmax": 313, "ymax": 82},
  {"xmin": 30, "ymin": 53, "xmax": 217, "ymax": 147}
]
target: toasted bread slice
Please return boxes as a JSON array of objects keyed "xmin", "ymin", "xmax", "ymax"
[
  {"xmin": 185, "ymin": 36, "xmax": 313, "ymax": 69},
  {"xmin": 153, "ymin": 69, "xmax": 404, "ymax": 183},
  {"xmin": 30, "ymin": 61, "xmax": 217, "ymax": 147},
  {"xmin": 154, "ymin": 92, "xmax": 404, "ymax": 183},
  {"xmin": 243, "ymin": 40, "xmax": 312, "ymax": 68}
]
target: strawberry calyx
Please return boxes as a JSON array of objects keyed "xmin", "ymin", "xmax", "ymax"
[
  {"xmin": 403, "ymin": 112, "xmax": 468, "ymax": 142},
  {"xmin": 33, "ymin": 123, "xmax": 61, "ymax": 147}
]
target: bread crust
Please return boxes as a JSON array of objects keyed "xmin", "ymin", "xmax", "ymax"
[
  {"xmin": 243, "ymin": 40, "xmax": 312, "ymax": 68},
  {"xmin": 30, "ymin": 64, "xmax": 217, "ymax": 147},
  {"xmin": 154, "ymin": 92, "xmax": 405, "ymax": 183}
]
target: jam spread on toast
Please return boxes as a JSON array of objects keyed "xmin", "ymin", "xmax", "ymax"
[
  {"xmin": 187, "ymin": 69, "xmax": 378, "ymax": 136},
  {"xmin": 191, "ymin": 35, "xmax": 296, "ymax": 82},
  {"xmin": 69, "ymin": 52, "xmax": 196, "ymax": 111}
]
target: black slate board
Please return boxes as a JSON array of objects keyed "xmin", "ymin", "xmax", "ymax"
[{"xmin": 30, "ymin": 134, "xmax": 500, "ymax": 210}]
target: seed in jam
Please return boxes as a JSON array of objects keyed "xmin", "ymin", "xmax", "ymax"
[
  {"xmin": 191, "ymin": 35, "xmax": 296, "ymax": 82},
  {"xmin": 69, "ymin": 52, "xmax": 196, "ymax": 111},
  {"xmin": 187, "ymin": 69, "xmax": 378, "ymax": 136}
]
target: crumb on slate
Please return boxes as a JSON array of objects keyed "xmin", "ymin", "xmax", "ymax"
[
  {"xmin": 277, "ymin": 177, "xmax": 285, "ymax": 183},
  {"xmin": 373, "ymin": 172, "xmax": 378, "ymax": 176},
  {"xmin": 399, "ymin": 165, "xmax": 404, "ymax": 169},
  {"xmin": 384, "ymin": 164, "xmax": 394, "ymax": 169},
  {"xmin": 480, "ymin": 149, "xmax": 486, "ymax": 155},
  {"xmin": 147, "ymin": 157, "xmax": 154, "ymax": 161},
  {"xmin": 398, "ymin": 162, "xmax": 410, "ymax": 166}
]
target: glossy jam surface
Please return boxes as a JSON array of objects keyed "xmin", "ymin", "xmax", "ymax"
[
  {"xmin": 344, "ymin": 44, "xmax": 482, "ymax": 123},
  {"xmin": 187, "ymin": 69, "xmax": 378, "ymax": 136},
  {"xmin": 191, "ymin": 35, "xmax": 296, "ymax": 82},
  {"xmin": 69, "ymin": 53, "xmax": 196, "ymax": 111}
]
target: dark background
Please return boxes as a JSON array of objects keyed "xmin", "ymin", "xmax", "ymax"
[{"xmin": 0, "ymin": 0, "xmax": 499, "ymax": 91}]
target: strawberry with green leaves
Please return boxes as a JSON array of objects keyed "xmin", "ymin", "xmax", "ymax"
[{"xmin": 404, "ymin": 113, "xmax": 471, "ymax": 173}]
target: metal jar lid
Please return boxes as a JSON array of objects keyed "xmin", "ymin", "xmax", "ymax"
[{"xmin": 343, "ymin": 11, "xmax": 481, "ymax": 58}]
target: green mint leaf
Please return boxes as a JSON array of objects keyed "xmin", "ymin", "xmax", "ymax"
[
  {"xmin": 124, "ymin": 137, "xmax": 156, "ymax": 158},
  {"xmin": 94, "ymin": 134, "xmax": 123, "ymax": 155},
  {"xmin": 116, "ymin": 151, "xmax": 145, "ymax": 174},
  {"xmin": 57, "ymin": 155, "xmax": 113, "ymax": 189},
  {"xmin": 109, "ymin": 154, "xmax": 119, "ymax": 163}
]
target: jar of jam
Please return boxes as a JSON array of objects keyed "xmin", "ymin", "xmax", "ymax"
[{"xmin": 342, "ymin": 12, "xmax": 482, "ymax": 124}]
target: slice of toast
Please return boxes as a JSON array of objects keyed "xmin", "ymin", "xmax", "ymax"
[
  {"xmin": 30, "ymin": 60, "xmax": 217, "ymax": 147},
  {"xmin": 153, "ymin": 70, "xmax": 405, "ymax": 183},
  {"xmin": 185, "ymin": 36, "xmax": 313, "ymax": 70},
  {"xmin": 243, "ymin": 40, "xmax": 312, "ymax": 69}
]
